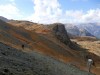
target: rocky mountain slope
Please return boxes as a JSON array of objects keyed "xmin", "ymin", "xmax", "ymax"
[
  {"xmin": 71, "ymin": 38, "xmax": 100, "ymax": 75},
  {"xmin": 8, "ymin": 19, "xmax": 100, "ymax": 39},
  {"xmin": 0, "ymin": 20, "xmax": 98, "ymax": 75},
  {"xmin": 0, "ymin": 42, "xmax": 95, "ymax": 75}
]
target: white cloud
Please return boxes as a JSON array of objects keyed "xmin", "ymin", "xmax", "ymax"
[
  {"xmin": 0, "ymin": 0, "xmax": 23, "ymax": 20},
  {"xmin": 0, "ymin": 0, "xmax": 99, "ymax": 24},
  {"xmin": 65, "ymin": 10, "xmax": 83, "ymax": 23},
  {"xmin": 82, "ymin": 9, "xmax": 100, "ymax": 22},
  {"xmin": 26, "ymin": 0, "xmax": 100, "ymax": 24},
  {"xmin": 66, "ymin": 10, "xmax": 83, "ymax": 19},
  {"xmin": 27, "ymin": 0, "xmax": 64, "ymax": 24},
  {"xmin": 65, "ymin": 9, "xmax": 100, "ymax": 23}
]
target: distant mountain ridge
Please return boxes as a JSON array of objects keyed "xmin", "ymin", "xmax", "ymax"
[
  {"xmin": 65, "ymin": 24, "xmax": 94, "ymax": 37},
  {"xmin": 65, "ymin": 24, "xmax": 80, "ymax": 36},
  {"xmin": 76, "ymin": 23, "xmax": 100, "ymax": 39},
  {"xmin": 1, "ymin": 16, "xmax": 100, "ymax": 38},
  {"xmin": 79, "ymin": 28, "xmax": 94, "ymax": 37}
]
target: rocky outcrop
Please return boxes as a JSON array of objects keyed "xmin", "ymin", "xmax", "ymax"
[
  {"xmin": 52, "ymin": 23, "xmax": 80, "ymax": 50},
  {"xmin": 0, "ymin": 16, "xmax": 9, "ymax": 22},
  {"xmin": 52, "ymin": 23, "xmax": 71, "ymax": 45}
]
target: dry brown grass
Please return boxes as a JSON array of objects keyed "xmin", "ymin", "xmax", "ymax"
[
  {"xmin": 71, "ymin": 38, "xmax": 100, "ymax": 75},
  {"xmin": 73, "ymin": 40, "xmax": 100, "ymax": 57},
  {"xmin": 4, "ymin": 20, "xmax": 100, "ymax": 75},
  {"xmin": 73, "ymin": 36, "xmax": 97, "ymax": 41}
]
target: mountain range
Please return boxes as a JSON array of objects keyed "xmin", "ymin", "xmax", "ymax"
[
  {"xmin": 76, "ymin": 23, "xmax": 100, "ymax": 39},
  {"xmin": 65, "ymin": 24, "xmax": 94, "ymax": 37},
  {"xmin": 0, "ymin": 16, "xmax": 99, "ymax": 39}
]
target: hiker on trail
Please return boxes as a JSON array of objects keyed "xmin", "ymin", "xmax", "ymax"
[
  {"xmin": 22, "ymin": 44, "xmax": 24, "ymax": 49},
  {"xmin": 86, "ymin": 55, "xmax": 96, "ymax": 72},
  {"xmin": 87, "ymin": 58, "xmax": 93, "ymax": 72}
]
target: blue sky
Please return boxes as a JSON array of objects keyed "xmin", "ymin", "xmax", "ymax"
[
  {"xmin": 15, "ymin": 0, "xmax": 34, "ymax": 16},
  {"xmin": 0, "ymin": 0, "xmax": 100, "ymax": 23},
  {"xmin": 59, "ymin": 0, "xmax": 99, "ymax": 11}
]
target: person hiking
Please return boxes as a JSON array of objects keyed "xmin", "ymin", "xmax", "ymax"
[
  {"xmin": 22, "ymin": 44, "xmax": 24, "ymax": 49},
  {"xmin": 87, "ymin": 58, "xmax": 93, "ymax": 72},
  {"xmin": 86, "ymin": 55, "xmax": 95, "ymax": 72}
]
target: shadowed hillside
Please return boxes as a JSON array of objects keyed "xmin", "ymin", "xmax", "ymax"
[
  {"xmin": 0, "ymin": 42, "xmax": 95, "ymax": 75},
  {"xmin": 52, "ymin": 23, "xmax": 82, "ymax": 50}
]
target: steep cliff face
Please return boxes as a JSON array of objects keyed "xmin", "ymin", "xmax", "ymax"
[
  {"xmin": 52, "ymin": 23, "xmax": 71, "ymax": 45},
  {"xmin": 52, "ymin": 23, "xmax": 79, "ymax": 50}
]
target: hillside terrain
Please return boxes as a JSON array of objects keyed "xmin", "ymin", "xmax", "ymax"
[
  {"xmin": 71, "ymin": 37, "xmax": 100, "ymax": 75},
  {"xmin": 7, "ymin": 20, "xmax": 100, "ymax": 75},
  {"xmin": 0, "ymin": 18, "xmax": 98, "ymax": 75},
  {"xmin": 9, "ymin": 21, "xmax": 94, "ymax": 37},
  {"xmin": 6, "ymin": 19, "xmax": 100, "ymax": 39},
  {"xmin": 71, "ymin": 38, "xmax": 100, "ymax": 57},
  {"xmin": 0, "ymin": 42, "xmax": 95, "ymax": 75}
]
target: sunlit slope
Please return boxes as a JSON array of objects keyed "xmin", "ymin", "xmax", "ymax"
[
  {"xmin": 0, "ymin": 20, "xmax": 81, "ymax": 63},
  {"xmin": 5, "ymin": 20, "xmax": 100, "ymax": 75}
]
